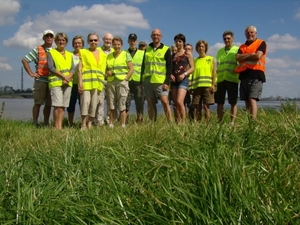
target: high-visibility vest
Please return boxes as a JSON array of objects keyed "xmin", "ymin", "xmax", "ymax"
[
  {"xmin": 192, "ymin": 55, "xmax": 214, "ymax": 88},
  {"xmin": 125, "ymin": 49, "xmax": 144, "ymax": 82},
  {"xmin": 48, "ymin": 49, "xmax": 73, "ymax": 88},
  {"xmin": 235, "ymin": 39, "xmax": 266, "ymax": 73},
  {"xmin": 37, "ymin": 45, "xmax": 50, "ymax": 76},
  {"xmin": 143, "ymin": 45, "xmax": 169, "ymax": 84},
  {"xmin": 80, "ymin": 48, "xmax": 107, "ymax": 91},
  {"xmin": 106, "ymin": 51, "xmax": 128, "ymax": 82},
  {"xmin": 216, "ymin": 46, "xmax": 239, "ymax": 83}
]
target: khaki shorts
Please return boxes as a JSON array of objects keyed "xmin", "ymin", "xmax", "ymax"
[
  {"xmin": 32, "ymin": 80, "xmax": 51, "ymax": 106},
  {"xmin": 192, "ymin": 87, "xmax": 215, "ymax": 105},
  {"xmin": 106, "ymin": 79, "xmax": 129, "ymax": 111},
  {"xmin": 80, "ymin": 89, "xmax": 101, "ymax": 117},
  {"xmin": 50, "ymin": 86, "xmax": 72, "ymax": 107}
]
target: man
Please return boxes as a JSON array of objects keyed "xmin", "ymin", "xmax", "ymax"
[
  {"xmin": 141, "ymin": 28, "xmax": 172, "ymax": 122},
  {"xmin": 94, "ymin": 32, "xmax": 114, "ymax": 126},
  {"xmin": 215, "ymin": 31, "xmax": 239, "ymax": 124},
  {"xmin": 236, "ymin": 26, "xmax": 267, "ymax": 119},
  {"xmin": 138, "ymin": 41, "xmax": 147, "ymax": 51},
  {"xmin": 21, "ymin": 29, "xmax": 54, "ymax": 126},
  {"xmin": 125, "ymin": 33, "xmax": 145, "ymax": 123}
]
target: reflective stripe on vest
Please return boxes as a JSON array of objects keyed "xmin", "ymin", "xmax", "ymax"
[
  {"xmin": 125, "ymin": 49, "xmax": 144, "ymax": 82},
  {"xmin": 37, "ymin": 45, "xmax": 50, "ymax": 77},
  {"xmin": 235, "ymin": 39, "xmax": 266, "ymax": 73},
  {"xmin": 143, "ymin": 45, "xmax": 168, "ymax": 84},
  {"xmin": 48, "ymin": 49, "xmax": 73, "ymax": 88},
  {"xmin": 192, "ymin": 56, "xmax": 214, "ymax": 88},
  {"xmin": 216, "ymin": 46, "xmax": 239, "ymax": 83},
  {"xmin": 106, "ymin": 51, "xmax": 128, "ymax": 82},
  {"xmin": 80, "ymin": 48, "xmax": 107, "ymax": 91}
]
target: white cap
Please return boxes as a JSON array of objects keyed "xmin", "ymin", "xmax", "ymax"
[{"xmin": 42, "ymin": 29, "xmax": 54, "ymax": 38}]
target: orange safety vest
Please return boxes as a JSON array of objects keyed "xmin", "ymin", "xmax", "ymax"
[
  {"xmin": 235, "ymin": 39, "xmax": 266, "ymax": 73},
  {"xmin": 37, "ymin": 45, "xmax": 50, "ymax": 76}
]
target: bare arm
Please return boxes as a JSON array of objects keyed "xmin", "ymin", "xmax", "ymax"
[
  {"xmin": 236, "ymin": 50, "xmax": 264, "ymax": 62},
  {"xmin": 21, "ymin": 58, "xmax": 38, "ymax": 78},
  {"xmin": 125, "ymin": 61, "xmax": 134, "ymax": 81},
  {"xmin": 186, "ymin": 52, "xmax": 194, "ymax": 75}
]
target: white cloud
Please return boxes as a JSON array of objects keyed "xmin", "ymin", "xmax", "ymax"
[
  {"xmin": 0, "ymin": 58, "xmax": 12, "ymax": 71},
  {"xmin": 128, "ymin": 0, "xmax": 148, "ymax": 3},
  {"xmin": 3, "ymin": 3, "xmax": 150, "ymax": 49},
  {"xmin": 0, "ymin": 0, "xmax": 20, "ymax": 26},
  {"xmin": 295, "ymin": 8, "xmax": 300, "ymax": 19},
  {"xmin": 267, "ymin": 34, "xmax": 300, "ymax": 52}
]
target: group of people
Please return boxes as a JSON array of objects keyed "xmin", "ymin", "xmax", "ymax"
[{"xmin": 22, "ymin": 25, "xmax": 267, "ymax": 129}]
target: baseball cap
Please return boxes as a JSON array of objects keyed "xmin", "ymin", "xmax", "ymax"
[
  {"xmin": 128, "ymin": 33, "xmax": 137, "ymax": 40},
  {"xmin": 42, "ymin": 29, "xmax": 54, "ymax": 38},
  {"xmin": 138, "ymin": 41, "xmax": 147, "ymax": 46}
]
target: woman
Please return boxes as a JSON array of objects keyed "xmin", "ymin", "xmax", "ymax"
[
  {"xmin": 47, "ymin": 32, "xmax": 74, "ymax": 130},
  {"xmin": 78, "ymin": 32, "xmax": 106, "ymax": 129},
  {"xmin": 170, "ymin": 34, "xmax": 194, "ymax": 123},
  {"xmin": 106, "ymin": 36, "xmax": 134, "ymax": 128},
  {"xmin": 190, "ymin": 40, "xmax": 216, "ymax": 123},
  {"xmin": 67, "ymin": 35, "xmax": 84, "ymax": 127}
]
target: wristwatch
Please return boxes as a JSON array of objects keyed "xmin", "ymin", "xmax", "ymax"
[{"xmin": 184, "ymin": 72, "xmax": 188, "ymax": 77}]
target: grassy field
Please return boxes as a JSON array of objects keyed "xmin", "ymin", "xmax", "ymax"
[{"xmin": 0, "ymin": 105, "xmax": 299, "ymax": 224}]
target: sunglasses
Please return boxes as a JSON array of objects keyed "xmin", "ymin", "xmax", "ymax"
[
  {"xmin": 223, "ymin": 37, "xmax": 231, "ymax": 41},
  {"xmin": 89, "ymin": 39, "xmax": 98, "ymax": 42},
  {"xmin": 45, "ymin": 34, "xmax": 54, "ymax": 38}
]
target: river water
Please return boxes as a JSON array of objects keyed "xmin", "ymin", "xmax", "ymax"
[{"xmin": 0, "ymin": 98, "xmax": 285, "ymax": 121}]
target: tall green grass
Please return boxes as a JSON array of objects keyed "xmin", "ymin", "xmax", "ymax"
[{"xmin": 0, "ymin": 108, "xmax": 299, "ymax": 224}]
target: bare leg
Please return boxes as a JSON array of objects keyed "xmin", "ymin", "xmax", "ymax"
[
  {"xmin": 120, "ymin": 110, "xmax": 127, "ymax": 126},
  {"xmin": 196, "ymin": 104, "xmax": 202, "ymax": 122},
  {"xmin": 53, "ymin": 107, "xmax": 64, "ymax": 130},
  {"xmin": 217, "ymin": 104, "xmax": 224, "ymax": 123},
  {"xmin": 249, "ymin": 98, "xmax": 258, "ymax": 119},
  {"xmin": 204, "ymin": 104, "xmax": 211, "ymax": 124},
  {"xmin": 32, "ymin": 104, "xmax": 41, "ymax": 125},
  {"xmin": 81, "ymin": 115, "xmax": 88, "ymax": 129},
  {"xmin": 230, "ymin": 103, "xmax": 237, "ymax": 124},
  {"xmin": 147, "ymin": 98, "xmax": 157, "ymax": 122},
  {"xmin": 43, "ymin": 105, "xmax": 51, "ymax": 125},
  {"xmin": 160, "ymin": 95, "xmax": 172, "ymax": 123}
]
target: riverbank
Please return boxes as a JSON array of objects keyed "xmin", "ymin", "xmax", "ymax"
[{"xmin": 0, "ymin": 108, "xmax": 299, "ymax": 224}]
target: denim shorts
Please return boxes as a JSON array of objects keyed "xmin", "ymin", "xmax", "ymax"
[{"xmin": 171, "ymin": 77, "xmax": 189, "ymax": 90}]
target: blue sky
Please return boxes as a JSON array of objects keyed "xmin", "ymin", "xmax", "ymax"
[{"xmin": 0, "ymin": 0, "xmax": 300, "ymax": 98}]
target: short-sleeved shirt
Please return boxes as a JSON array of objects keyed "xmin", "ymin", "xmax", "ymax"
[{"xmin": 23, "ymin": 46, "xmax": 52, "ymax": 82}]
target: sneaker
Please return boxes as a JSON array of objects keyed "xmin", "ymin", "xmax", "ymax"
[
  {"xmin": 109, "ymin": 124, "xmax": 114, "ymax": 129},
  {"xmin": 121, "ymin": 124, "xmax": 126, "ymax": 128}
]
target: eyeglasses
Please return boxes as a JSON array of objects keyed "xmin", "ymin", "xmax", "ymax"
[
  {"xmin": 223, "ymin": 37, "xmax": 231, "ymax": 41},
  {"xmin": 89, "ymin": 39, "xmax": 98, "ymax": 42},
  {"xmin": 44, "ymin": 34, "xmax": 54, "ymax": 38}
]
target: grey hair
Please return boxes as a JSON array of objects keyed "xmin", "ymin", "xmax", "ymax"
[
  {"xmin": 87, "ymin": 32, "xmax": 99, "ymax": 41},
  {"xmin": 245, "ymin": 26, "xmax": 257, "ymax": 32}
]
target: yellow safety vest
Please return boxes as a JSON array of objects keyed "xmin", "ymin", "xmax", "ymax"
[
  {"xmin": 143, "ymin": 45, "xmax": 168, "ymax": 84},
  {"xmin": 125, "ymin": 49, "xmax": 144, "ymax": 82},
  {"xmin": 80, "ymin": 48, "xmax": 107, "ymax": 91},
  {"xmin": 48, "ymin": 49, "xmax": 73, "ymax": 88},
  {"xmin": 216, "ymin": 46, "xmax": 239, "ymax": 83},
  {"xmin": 106, "ymin": 51, "xmax": 129, "ymax": 82},
  {"xmin": 192, "ymin": 56, "xmax": 214, "ymax": 88}
]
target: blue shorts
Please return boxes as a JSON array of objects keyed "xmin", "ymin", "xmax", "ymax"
[{"xmin": 171, "ymin": 77, "xmax": 189, "ymax": 90}]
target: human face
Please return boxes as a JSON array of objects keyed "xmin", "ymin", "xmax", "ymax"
[
  {"xmin": 171, "ymin": 47, "xmax": 177, "ymax": 55},
  {"xmin": 113, "ymin": 40, "xmax": 122, "ymax": 53},
  {"xmin": 197, "ymin": 43, "xmax": 206, "ymax": 55},
  {"xmin": 88, "ymin": 35, "xmax": 99, "ymax": 48},
  {"xmin": 185, "ymin": 45, "xmax": 193, "ymax": 53},
  {"xmin": 103, "ymin": 35, "xmax": 113, "ymax": 49},
  {"xmin": 55, "ymin": 36, "xmax": 67, "ymax": 49},
  {"xmin": 223, "ymin": 35, "xmax": 233, "ymax": 48},
  {"xmin": 245, "ymin": 27, "xmax": 257, "ymax": 42},
  {"xmin": 43, "ymin": 33, "xmax": 54, "ymax": 45},
  {"xmin": 73, "ymin": 38, "xmax": 83, "ymax": 52},
  {"xmin": 128, "ymin": 38, "xmax": 137, "ymax": 49},
  {"xmin": 175, "ymin": 38, "xmax": 184, "ymax": 50},
  {"xmin": 151, "ymin": 29, "xmax": 162, "ymax": 44},
  {"xmin": 139, "ymin": 45, "xmax": 146, "ymax": 51}
]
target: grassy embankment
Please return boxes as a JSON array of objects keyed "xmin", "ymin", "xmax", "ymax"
[{"xmin": 0, "ymin": 104, "xmax": 299, "ymax": 224}]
